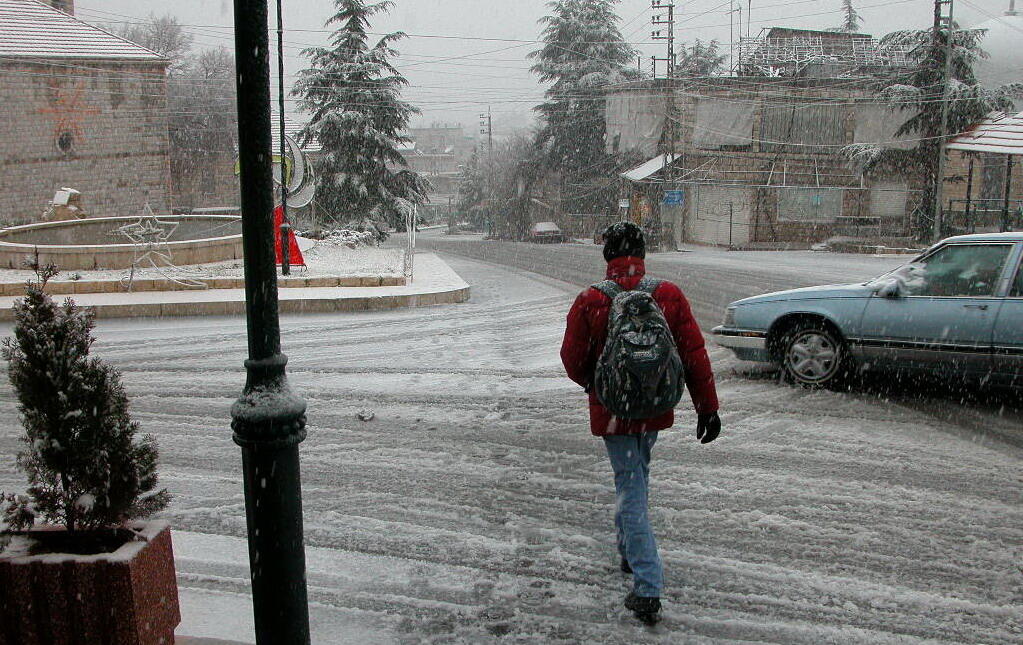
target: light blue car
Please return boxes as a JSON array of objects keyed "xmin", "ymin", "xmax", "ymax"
[{"xmin": 712, "ymin": 232, "xmax": 1023, "ymax": 388}]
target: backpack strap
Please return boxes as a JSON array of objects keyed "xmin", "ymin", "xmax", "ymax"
[
  {"xmin": 636, "ymin": 277, "xmax": 662, "ymax": 294},
  {"xmin": 592, "ymin": 280, "xmax": 623, "ymax": 300}
]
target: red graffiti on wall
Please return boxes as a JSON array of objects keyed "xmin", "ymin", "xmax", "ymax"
[{"xmin": 37, "ymin": 81, "xmax": 100, "ymax": 151}]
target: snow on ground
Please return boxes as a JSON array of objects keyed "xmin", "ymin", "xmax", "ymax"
[
  {"xmin": 0, "ymin": 237, "xmax": 403, "ymax": 284},
  {"xmin": 0, "ymin": 255, "xmax": 1020, "ymax": 643}
]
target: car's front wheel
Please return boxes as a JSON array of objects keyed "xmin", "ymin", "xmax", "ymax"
[{"xmin": 780, "ymin": 322, "xmax": 850, "ymax": 388}]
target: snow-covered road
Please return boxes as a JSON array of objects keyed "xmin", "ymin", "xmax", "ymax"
[{"xmin": 1, "ymin": 256, "xmax": 1020, "ymax": 643}]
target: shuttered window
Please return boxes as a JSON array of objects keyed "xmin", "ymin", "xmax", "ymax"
[
  {"xmin": 777, "ymin": 187, "xmax": 843, "ymax": 223},
  {"xmin": 760, "ymin": 102, "xmax": 846, "ymax": 152}
]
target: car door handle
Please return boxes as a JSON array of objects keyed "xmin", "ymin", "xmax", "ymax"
[{"xmin": 963, "ymin": 304, "xmax": 989, "ymax": 310}]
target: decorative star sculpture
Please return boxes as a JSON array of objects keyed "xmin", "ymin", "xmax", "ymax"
[
  {"xmin": 115, "ymin": 204, "xmax": 178, "ymax": 263},
  {"xmin": 114, "ymin": 204, "xmax": 204, "ymax": 291}
]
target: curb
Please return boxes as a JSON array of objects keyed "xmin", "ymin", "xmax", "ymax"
[
  {"xmin": 0, "ymin": 274, "xmax": 406, "ymax": 297},
  {"xmin": 0, "ymin": 254, "xmax": 469, "ymax": 321},
  {"xmin": 0, "ymin": 286, "xmax": 469, "ymax": 321}
]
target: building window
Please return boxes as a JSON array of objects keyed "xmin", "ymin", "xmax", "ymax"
[
  {"xmin": 760, "ymin": 102, "xmax": 846, "ymax": 152},
  {"xmin": 777, "ymin": 187, "xmax": 843, "ymax": 223},
  {"xmin": 980, "ymin": 153, "xmax": 1006, "ymax": 201},
  {"xmin": 56, "ymin": 131, "xmax": 75, "ymax": 154},
  {"xmin": 869, "ymin": 182, "xmax": 909, "ymax": 219}
]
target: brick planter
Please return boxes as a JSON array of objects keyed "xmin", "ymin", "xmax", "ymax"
[{"xmin": 0, "ymin": 521, "xmax": 180, "ymax": 645}]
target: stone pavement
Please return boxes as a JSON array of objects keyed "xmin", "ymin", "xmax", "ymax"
[{"xmin": 0, "ymin": 253, "xmax": 468, "ymax": 321}]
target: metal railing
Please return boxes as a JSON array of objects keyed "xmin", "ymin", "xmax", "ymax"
[{"xmin": 945, "ymin": 199, "xmax": 1023, "ymax": 234}]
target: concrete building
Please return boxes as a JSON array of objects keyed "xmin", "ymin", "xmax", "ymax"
[
  {"xmin": 0, "ymin": 0, "xmax": 171, "ymax": 226},
  {"xmin": 401, "ymin": 124, "xmax": 475, "ymax": 221}
]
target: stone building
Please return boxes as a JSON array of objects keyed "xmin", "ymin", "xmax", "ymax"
[
  {"xmin": 0, "ymin": 0, "xmax": 171, "ymax": 226},
  {"xmin": 602, "ymin": 23, "xmax": 1023, "ymax": 249},
  {"xmin": 607, "ymin": 75, "xmax": 922, "ymax": 249},
  {"xmin": 943, "ymin": 112, "xmax": 1023, "ymax": 232}
]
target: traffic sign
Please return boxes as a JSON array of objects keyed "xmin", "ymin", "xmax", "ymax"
[{"xmin": 662, "ymin": 189, "xmax": 685, "ymax": 205}]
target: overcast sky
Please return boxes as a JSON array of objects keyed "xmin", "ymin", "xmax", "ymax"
[{"xmin": 74, "ymin": 0, "xmax": 1016, "ymax": 134}]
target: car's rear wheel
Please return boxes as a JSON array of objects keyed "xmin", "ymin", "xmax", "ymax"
[{"xmin": 780, "ymin": 322, "xmax": 850, "ymax": 388}]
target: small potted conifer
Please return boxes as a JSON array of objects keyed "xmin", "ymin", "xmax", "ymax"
[{"xmin": 0, "ymin": 261, "xmax": 179, "ymax": 645}]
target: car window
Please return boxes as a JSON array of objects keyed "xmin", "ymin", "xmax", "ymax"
[
  {"xmin": 1012, "ymin": 257, "xmax": 1023, "ymax": 298},
  {"xmin": 903, "ymin": 244, "xmax": 1013, "ymax": 297}
]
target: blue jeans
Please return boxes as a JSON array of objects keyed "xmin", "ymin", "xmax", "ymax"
[{"xmin": 604, "ymin": 431, "xmax": 663, "ymax": 598}]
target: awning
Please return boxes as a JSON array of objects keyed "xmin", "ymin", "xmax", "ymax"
[
  {"xmin": 621, "ymin": 154, "xmax": 678, "ymax": 182},
  {"xmin": 946, "ymin": 111, "xmax": 1023, "ymax": 156}
]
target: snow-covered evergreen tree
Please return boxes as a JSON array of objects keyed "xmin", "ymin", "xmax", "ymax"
[
  {"xmin": 293, "ymin": 0, "xmax": 428, "ymax": 232},
  {"xmin": 833, "ymin": 0, "xmax": 861, "ymax": 34},
  {"xmin": 1, "ymin": 263, "xmax": 168, "ymax": 533},
  {"xmin": 845, "ymin": 24, "xmax": 1013, "ymax": 238},
  {"xmin": 677, "ymin": 39, "xmax": 727, "ymax": 76},
  {"xmin": 529, "ymin": 0, "xmax": 641, "ymax": 177},
  {"xmin": 456, "ymin": 146, "xmax": 487, "ymax": 227}
]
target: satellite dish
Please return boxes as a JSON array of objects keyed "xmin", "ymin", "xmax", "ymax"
[
  {"xmin": 284, "ymin": 135, "xmax": 316, "ymax": 208},
  {"xmin": 270, "ymin": 134, "xmax": 316, "ymax": 208},
  {"xmin": 289, "ymin": 163, "xmax": 316, "ymax": 208}
]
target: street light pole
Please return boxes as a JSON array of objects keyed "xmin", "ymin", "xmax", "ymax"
[{"xmin": 230, "ymin": 1, "xmax": 311, "ymax": 643}]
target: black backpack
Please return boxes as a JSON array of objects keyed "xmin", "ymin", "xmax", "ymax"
[{"xmin": 592, "ymin": 277, "xmax": 685, "ymax": 420}]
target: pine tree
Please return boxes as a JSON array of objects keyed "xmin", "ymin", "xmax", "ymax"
[
  {"xmin": 293, "ymin": 0, "xmax": 428, "ymax": 232},
  {"xmin": 456, "ymin": 146, "xmax": 487, "ymax": 227},
  {"xmin": 529, "ymin": 0, "xmax": 641, "ymax": 177},
  {"xmin": 1, "ymin": 263, "xmax": 169, "ymax": 533},
  {"xmin": 845, "ymin": 25, "xmax": 1013, "ymax": 238},
  {"xmin": 838, "ymin": 0, "xmax": 861, "ymax": 33}
]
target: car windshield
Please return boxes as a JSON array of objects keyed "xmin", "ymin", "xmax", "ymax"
[
  {"xmin": 863, "ymin": 253, "xmax": 928, "ymax": 287},
  {"xmin": 864, "ymin": 243, "xmax": 1015, "ymax": 296}
]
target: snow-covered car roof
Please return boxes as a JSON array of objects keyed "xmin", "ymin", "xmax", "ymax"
[
  {"xmin": 530, "ymin": 222, "xmax": 561, "ymax": 233},
  {"xmin": 941, "ymin": 231, "xmax": 1023, "ymax": 244}
]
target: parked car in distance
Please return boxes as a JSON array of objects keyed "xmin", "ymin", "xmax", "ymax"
[
  {"xmin": 528, "ymin": 221, "xmax": 564, "ymax": 243},
  {"xmin": 712, "ymin": 232, "xmax": 1023, "ymax": 388}
]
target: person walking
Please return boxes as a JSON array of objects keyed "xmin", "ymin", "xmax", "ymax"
[{"xmin": 560, "ymin": 222, "xmax": 720, "ymax": 624}]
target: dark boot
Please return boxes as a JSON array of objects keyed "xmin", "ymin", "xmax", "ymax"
[
  {"xmin": 620, "ymin": 558, "xmax": 632, "ymax": 574},
  {"xmin": 624, "ymin": 592, "xmax": 660, "ymax": 625}
]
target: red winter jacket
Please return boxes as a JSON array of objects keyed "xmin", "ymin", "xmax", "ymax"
[{"xmin": 560, "ymin": 256, "xmax": 719, "ymax": 436}]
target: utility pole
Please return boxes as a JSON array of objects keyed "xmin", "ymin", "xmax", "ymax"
[
  {"xmin": 932, "ymin": 0, "xmax": 955, "ymax": 242},
  {"xmin": 652, "ymin": 1, "xmax": 677, "ymax": 249},
  {"xmin": 231, "ymin": 0, "xmax": 310, "ymax": 642},
  {"xmin": 480, "ymin": 108, "xmax": 495, "ymax": 233}
]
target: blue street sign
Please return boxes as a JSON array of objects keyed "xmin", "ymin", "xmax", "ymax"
[{"xmin": 662, "ymin": 189, "xmax": 685, "ymax": 206}]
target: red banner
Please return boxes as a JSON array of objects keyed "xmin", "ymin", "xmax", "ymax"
[{"xmin": 274, "ymin": 205, "xmax": 305, "ymax": 267}]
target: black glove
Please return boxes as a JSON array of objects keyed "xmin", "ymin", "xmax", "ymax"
[{"xmin": 696, "ymin": 412, "xmax": 721, "ymax": 444}]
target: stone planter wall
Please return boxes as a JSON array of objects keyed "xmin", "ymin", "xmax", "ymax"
[{"xmin": 0, "ymin": 521, "xmax": 180, "ymax": 645}]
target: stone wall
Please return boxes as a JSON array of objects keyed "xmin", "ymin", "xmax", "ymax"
[{"xmin": 0, "ymin": 60, "xmax": 171, "ymax": 226}]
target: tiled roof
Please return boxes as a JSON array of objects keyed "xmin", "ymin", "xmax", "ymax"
[
  {"xmin": 947, "ymin": 111, "xmax": 1023, "ymax": 156},
  {"xmin": 0, "ymin": 0, "xmax": 165, "ymax": 62},
  {"xmin": 271, "ymin": 112, "xmax": 322, "ymax": 154}
]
